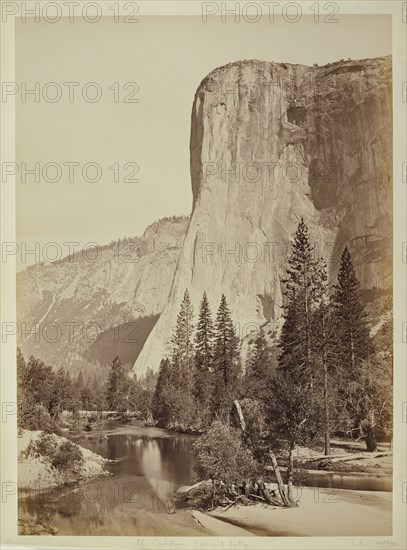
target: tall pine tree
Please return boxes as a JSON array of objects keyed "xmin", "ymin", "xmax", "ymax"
[
  {"xmin": 167, "ymin": 289, "xmax": 195, "ymax": 429},
  {"xmin": 194, "ymin": 291, "xmax": 214, "ymax": 415},
  {"xmin": 152, "ymin": 357, "xmax": 172, "ymax": 425},
  {"xmin": 333, "ymin": 247, "xmax": 374, "ymax": 450},
  {"xmin": 213, "ymin": 294, "xmax": 241, "ymax": 420},
  {"xmin": 279, "ymin": 218, "xmax": 317, "ymax": 387},
  {"xmin": 332, "ymin": 247, "xmax": 371, "ymax": 373},
  {"xmin": 171, "ymin": 289, "xmax": 194, "ymax": 381},
  {"xmin": 106, "ymin": 356, "xmax": 128, "ymax": 412},
  {"xmin": 310, "ymin": 258, "xmax": 337, "ymax": 455},
  {"xmin": 276, "ymin": 220, "xmax": 325, "ymax": 476},
  {"xmin": 245, "ymin": 327, "xmax": 274, "ymax": 400}
]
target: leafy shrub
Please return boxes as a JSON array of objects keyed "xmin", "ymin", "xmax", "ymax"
[
  {"xmin": 192, "ymin": 421, "xmax": 261, "ymax": 509},
  {"xmin": 26, "ymin": 433, "xmax": 57, "ymax": 459},
  {"xmin": 51, "ymin": 441, "xmax": 83, "ymax": 471},
  {"xmin": 26, "ymin": 433, "xmax": 84, "ymax": 473},
  {"xmin": 233, "ymin": 398, "xmax": 270, "ymax": 465},
  {"xmin": 20, "ymin": 404, "xmax": 61, "ymax": 435},
  {"xmin": 193, "ymin": 421, "xmax": 260, "ymax": 483}
]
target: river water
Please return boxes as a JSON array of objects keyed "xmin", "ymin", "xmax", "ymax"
[{"xmin": 18, "ymin": 421, "xmax": 392, "ymax": 536}]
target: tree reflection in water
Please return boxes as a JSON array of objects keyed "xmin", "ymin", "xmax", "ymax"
[{"xmin": 18, "ymin": 426, "xmax": 197, "ymax": 535}]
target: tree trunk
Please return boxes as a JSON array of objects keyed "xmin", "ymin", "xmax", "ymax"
[
  {"xmin": 233, "ymin": 400, "xmax": 292, "ymax": 507},
  {"xmin": 305, "ymin": 287, "xmax": 313, "ymax": 392},
  {"xmin": 323, "ymin": 367, "xmax": 330, "ymax": 456},
  {"xmin": 269, "ymin": 451, "xmax": 292, "ymax": 507},
  {"xmin": 286, "ymin": 442, "xmax": 295, "ymax": 503},
  {"xmin": 361, "ymin": 415, "xmax": 377, "ymax": 452},
  {"xmin": 233, "ymin": 399, "xmax": 246, "ymax": 432},
  {"xmin": 350, "ymin": 331, "xmax": 355, "ymax": 371},
  {"xmin": 365, "ymin": 428, "xmax": 377, "ymax": 452},
  {"xmin": 321, "ymin": 313, "xmax": 330, "ymax": 456}
]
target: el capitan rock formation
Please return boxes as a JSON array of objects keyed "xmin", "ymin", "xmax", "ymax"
[{"xmin": 131, "ymin": 56, "xmax": 392, "ymax": 378}]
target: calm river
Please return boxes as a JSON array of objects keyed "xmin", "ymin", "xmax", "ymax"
[{"xmin": 18, "ymin": 421, "xmax": 392, "ymax": 536}]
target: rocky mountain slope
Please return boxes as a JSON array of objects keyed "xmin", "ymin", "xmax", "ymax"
[
  {"xmin": 131, "ymin": 56, "xmax": 392, "ymax": 378},
  {"xmin": 17, "ymin": 216, "xmax": 189, "ymax": 377}
]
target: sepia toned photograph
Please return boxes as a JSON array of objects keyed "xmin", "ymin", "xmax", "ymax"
[{"xmin": 0, "ymin": 2, "xmax": 405, "ymax": 548}]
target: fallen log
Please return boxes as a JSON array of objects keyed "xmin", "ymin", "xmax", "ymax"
[
  {"xmin": 176, "ymin": 480, "xmax": 209, "ymax": 495},
  {"xmin": 329, "ymin": 451, "xmax": 392, "ymax": 463},
  {"xmin": 297, "ymin": 451, "xmax": 392, "ymax": 463},
  {"xmin": 298, "ymin": 453, "xmax": 355, "ymax": 462},
  {"xmin": 223, "ymin": 495, "xmax": 246, "ymax": 511}
]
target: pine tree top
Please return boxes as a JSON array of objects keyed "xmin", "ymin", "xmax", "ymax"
[
  {"xmin": 336, "ymin": 247, "xmax": 359, "ymax": 290},
  {"xmin": 282, "ymin": 219, "xmax": 317, "ymax": 295},
  {"xmin": 111, "ymin": 356, "xmax": 122, "ymax": 368}
]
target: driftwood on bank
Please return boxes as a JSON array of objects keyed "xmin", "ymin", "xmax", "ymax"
[
  {"xmin": 329, "ymin": 451, "xmax": 392, "ymax": 463},
  {"xmin": 300, "ymin": 451, "xmax": 392, "ymax": 463}
]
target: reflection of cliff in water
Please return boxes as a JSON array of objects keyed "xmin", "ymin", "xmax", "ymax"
[
  {"xmin": 139, "ymin": 436, "xmax": 195, "ymax": 504},
  {"xmin": 99, "ymin": 432, "xmax": 195, "ymax": 485},
  {"xmin": 18, "ymin": 427, "xmax": 197, "ymax": 535}
]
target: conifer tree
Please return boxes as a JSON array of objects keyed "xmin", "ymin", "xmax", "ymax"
[
  {"xmin": 332, "ymin": 247, "xmax": 371, "ymax": 372},
  {"xmin": 24, "ymin": 356, "xmax": 54, "ymax": 413},
  {"xmin": 106, "ymin": 356, "xmax": 128, "ymax": 412},
  {"xmin": 332, "ymin": 247, "xmax": 375, "ymax": 450},
  {"xmin": 171, "ymin": 289, "xmax": 194, "ymax": 383},
  {"xmin": 245, "ymin": 327, "xmax": 274, "ymax": 400},
  {"xmin": 276, "ymin": 220, "xmax": 326, "ymax": 472},
  {"xmin": 213, "ymin": 294, "xmax": 241, "ymax": 420},
  {"xmin": 91, "ymin": 374, "xmax": 106, "ymax": 412},
  {"xmin": 166, "ymin": 289, "xmax": 196, "ymax": 429},
  {"xmin": 267, "ymin": 369, "xmax": 323, "ymax": 502},
  {"xmin": 279, "ymin": 218, "xmax": 317, "ymax": 386},
  {"xmin": 49, "ymin": 367, "xmax": 67, "ymax": 419},
  {"xmin": 17, "ymin": 348, "xmax": 27, "ymax": 430},
  {"xmin": 152, "ymin": 357, "xmax": 172, "ymax": 425},
  {"xmin": 311, "ymin": 258, "xmax": 337, "ymax": 455},
  {"xmin": 76, "ymin": 371, "xmax": 85, "ymax": 390},
  {"xmin": 194, "ymin": 291, "xmax": 214, "ymax": 414}
]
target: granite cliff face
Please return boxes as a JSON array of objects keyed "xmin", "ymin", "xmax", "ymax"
[
  {"xmin": 132, "ymin": 56, "xmax": 392, "ymax": 378},
  {"xmin": 17, "ymin": 216, "xmax": 189, "ymax": 376}
]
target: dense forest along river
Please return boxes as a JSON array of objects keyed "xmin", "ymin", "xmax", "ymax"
[{"xmin": 19, "ymin": 422, "xmax": 392, "ymax": 536}]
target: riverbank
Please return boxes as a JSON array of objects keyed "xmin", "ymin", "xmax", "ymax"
[
  {"xmin": 65, "ymin": 414, "xmax": 393, "ymax": 476},
  {"xmin": 18, "ymin": 430, "xmax": 109, "ymax": 491},
  {"xmin": 290, "ymin": 440, "xmax": 393, "ymax": 476},
  {"xmin": 17, "ymin": 422, "xmax": 393, "ymax": 537},
  {"xmin": 206, "ymin": 487, "xmax": 392, "ymax": 536}
]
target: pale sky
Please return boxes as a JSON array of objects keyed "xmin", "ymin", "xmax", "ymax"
[{"xmin": 15, "ymin": 15, "xmax": 391, "ymax": 270}]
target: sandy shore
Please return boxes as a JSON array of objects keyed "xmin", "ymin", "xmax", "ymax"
[{"xmin": 207, "ymin": 488, "xmax": 392, "ymax": 536}]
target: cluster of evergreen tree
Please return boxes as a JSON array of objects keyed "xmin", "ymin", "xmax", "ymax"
[
  {"xmin": 152, "ymin": 291, "xmax": 242, "ymax": 430},
  {"xmin": 272, "ymin": 219, "xmax": 391, "ymax": 466},
  {"xmin": 17, "ymin": 350, "xmax": 105, "ymax": 431},
  {"xmin": 212, "ymin": 219, "xmax": 392, "ymax": 504},
  {"xmin": 105, "ymin": 355, "xmax": 156, "ymax": 419},
  {"xmin": 152, "ymin": 219, "xmax": 392, "ymax": 454},
  {"xmin": 17, "ymin": 350, "xmax": 156, "ymax": 433}
]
